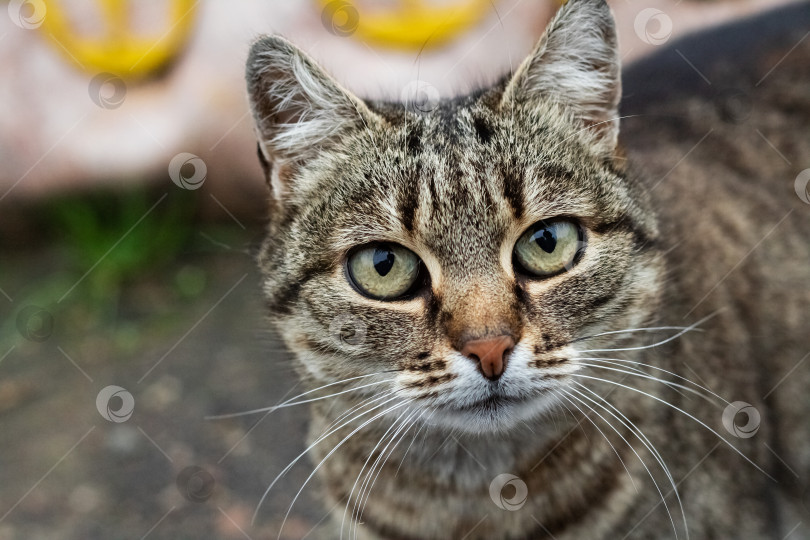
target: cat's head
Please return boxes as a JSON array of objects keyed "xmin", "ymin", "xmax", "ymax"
[{"xmin": 247, "ymin": 0, "xmax": 662, "ymax": 432}]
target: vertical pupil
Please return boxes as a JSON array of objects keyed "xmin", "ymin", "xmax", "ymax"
[
  {"xmin": 533, "ymin": 226, "xmax": 557, "ymax": 253},
  {"xmin": 373, "ymin": 246, "xmax": 396, "ymax": 276}
]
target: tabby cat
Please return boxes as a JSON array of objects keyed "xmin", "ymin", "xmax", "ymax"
[{"xmin": 245, "ymin": 0, "xmax": 810, "ymax": 538}]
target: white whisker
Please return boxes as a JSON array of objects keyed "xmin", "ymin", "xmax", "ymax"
[
  {"xmin": 558, "ymin": 391, "xmax": 639, "ymax": 493},
  {"xmin": 568, "ymin": 373, "xmax": 775, "ymax": 481},
  {"xmin": 572, "ymin": 325, "xmax": 704, "ymax": 344},
  {"xmin": 577, "ymin": 361, "xmax": 721, "ymax": 405},
  {"xmin": 580, "ymin": 357, "xmax": 728, "ymax": 405},
  {"xmin": 323, "ymin": 391, "xmax": 393, "ymax": 433},
  {"xmin": 394, "ymin": 408, "xmax": 433, "ymax": 478},
  {"xmin": 274, "ymin": 399, "xmax": 412, "ymax": 539},
  {"xmin": 578, "ymin": 312, "xmax": 720, "ymax": 354},
  {"xmin": 341, "ymin": 406, "xmax": 412, "ymax": 538},
  {"xmin": 252, "ymin": 392, "xmax": 399, "ymax": 526},
  {"xmin": 353, "ymin": 408, "xmax": 423, "ymax": 540},
  {"xmin": 569, "ymin": 384, "xmax": 688, "ymax": 540},
  {"xmin": 206, "ymin": 372, "xmax": 396, "ymax": 419}
]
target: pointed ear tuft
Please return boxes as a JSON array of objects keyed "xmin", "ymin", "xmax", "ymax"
[
  {"xmin": 501, "ymin": 0, "xmax": 621, "ymax": 153},
  {"xmin": 246, "ymin": 36, "xmax": 379, "ymax": 194}
]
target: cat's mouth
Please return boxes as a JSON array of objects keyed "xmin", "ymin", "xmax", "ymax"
[
  {"xmin": 426, "ymin": 383, "xmax": 563, "ymax": 432},
  {"xmin": 450, "ymin": 394, "xmax": 525, "ymax": 413}
]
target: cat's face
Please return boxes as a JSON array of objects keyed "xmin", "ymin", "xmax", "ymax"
[{"xmin": 248, "ymin": 0, "xmax": 663, "ymax": 432}]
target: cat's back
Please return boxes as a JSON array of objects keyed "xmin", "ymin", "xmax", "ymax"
[
  {"xmin": 621, "ymin": 1, "xmax": 810, "ymax": 352},
  {"xmin": 621, "ymin": 1, "xmax": 810, "ymax": 215},
  {"xmin": 622, "ymin": 4, "xmax": 810, "ymax": 533},
  {"xmin": 621, "ymin": 1, "xmax": 810, "ymax": 318}
]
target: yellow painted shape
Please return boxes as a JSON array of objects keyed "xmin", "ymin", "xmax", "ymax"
[
  {"xmin": 41, "ymin": 0, "xmax": 198, "ymax": 79},
  {"xmin": 319, "ymin": 0, "xmax": 494, "ymax": 49}
]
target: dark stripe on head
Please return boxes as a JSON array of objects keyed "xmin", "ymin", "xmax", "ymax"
[
  {"xmin": 406, "ymin": 128, "xmax": 421, "ymax": 153},
  {"xmin": 473, "ymin": 116, "xmax": 493, "ymax": 144},
  {"xmin": 513, "ymin": 281, "xmax": 529, "ymax": 305},
  {"xmin": 427, "ymin": 175, "xmax": 439, "ymax": 214},
  {"xmin": 397, "ymin": 163, "xmax": 421, "ymax": 232},
  {"xmin": 448, "ymin": 166, "xmax": 472, "ymax": 208},
  {"xmin": 502, "ymin": 172, "xmax": 525, "ymax": 219},
  {"xmin": 592, "ymin": 217, "xmax": 656, "ymax": 249},
  {"xmin": 425, "ymin": 293, "xmax": 441, "ymax": 329},
  {"xmin": 266, "ymin": 281, "xmax": 301, "ymax": 315},
  {"xmin": 541, "ymin": 163, "xmax": 577, "ymax": 181},
  {"xmin": 266, "ymin": 259, "xmax": 331, "ymax": 315},
  {"xmin": 585, "ymin": 290, "xmax": 619, "ymax": 311}
]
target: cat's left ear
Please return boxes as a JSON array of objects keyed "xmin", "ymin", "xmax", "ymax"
[
  {"xmin": 246, "ymin": 36, "xmax": 382, "ymax": 197},
  {"xmin": 501, "ymin": 0, "xmax": 621, "ymax": 154}
]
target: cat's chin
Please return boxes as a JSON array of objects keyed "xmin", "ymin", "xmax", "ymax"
[{"xmin": 426, "ymin": 391, "xmax": 561, "ymax": 434}]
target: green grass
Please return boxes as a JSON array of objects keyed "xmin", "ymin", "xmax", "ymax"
[
  {"xmin": 45, "ymin": 188, "xmax": 197, "ymax": 303},
  {"xmin": 1, "ymin": 187, "xmax": 254, "ymax": 354}
]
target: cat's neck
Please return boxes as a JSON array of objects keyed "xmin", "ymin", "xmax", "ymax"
[{"xmin": 308, "ymin": 392, "xmax": 644, "ymax": 539}]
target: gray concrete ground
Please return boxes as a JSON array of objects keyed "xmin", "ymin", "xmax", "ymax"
[{"xmin": 0, "ymin": 232, "xmax": 326, "ymax": 540}]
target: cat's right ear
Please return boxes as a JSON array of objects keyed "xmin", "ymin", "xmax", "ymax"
[
  {"xmin": 500, "ymin": 0, "xmax": 621, "ymax": 155},
  {"xmin": 246, "ymin": 36, "xmax": 381, "ymax": 198}
]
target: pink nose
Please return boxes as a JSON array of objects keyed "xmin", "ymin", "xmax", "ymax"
[{"xmin": 460, "ymin": 335, "xmax": 515, "ymax": 380}]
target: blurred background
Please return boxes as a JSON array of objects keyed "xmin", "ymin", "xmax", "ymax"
[{"xmin": 0, "ymin": 0, "xmax": 801, "ymax": 538}]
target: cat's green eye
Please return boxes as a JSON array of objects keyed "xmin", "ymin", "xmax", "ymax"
[
  {"xmin": 347, "ymin": 243, "xmax": 422, "ymax": 300},
  {"xmin": 514, "ymin": 220, "xmax": 585, "ymax": 277}
]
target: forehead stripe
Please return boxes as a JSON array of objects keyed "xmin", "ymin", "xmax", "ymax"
[
  {"xmin": 397, "ymin": 161, "xmax": 421, "ymax": 232},
  {"xmin": 502, "ymin": 172, "xmax": 525, "ymax": 220}
]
